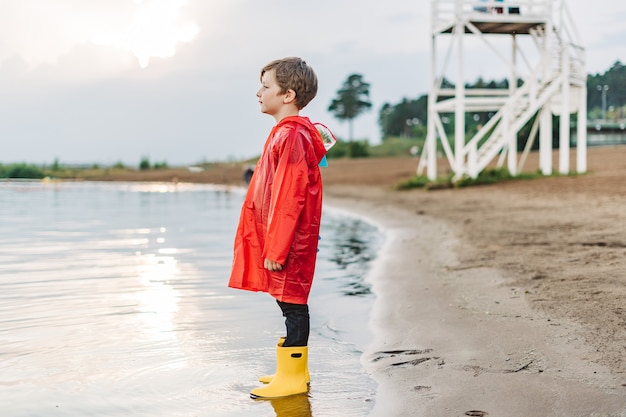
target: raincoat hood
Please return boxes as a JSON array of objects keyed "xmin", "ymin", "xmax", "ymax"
[{"xmin": 280, "ymin": 116, "xmax": 328, "ymax": 164}]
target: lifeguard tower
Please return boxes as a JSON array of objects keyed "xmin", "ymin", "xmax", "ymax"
[{"xmin": 417, "ymin": 0, "xmax": 587, "ymax": 180}]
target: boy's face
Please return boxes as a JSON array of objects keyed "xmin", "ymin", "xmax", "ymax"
[{"xmin": 257, "ymin": 69, "xmax": 288, "ymax": 117}]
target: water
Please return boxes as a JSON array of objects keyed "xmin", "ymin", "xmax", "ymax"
[
  {"xmin": 573, "ymin": 131, "xmax": 626, "ymax": 146},
  {"xmin": 0, "ymin": 181, "xmax": 383, "ymax": 417}
]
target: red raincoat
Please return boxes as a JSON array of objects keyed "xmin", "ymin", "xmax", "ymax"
[{"xmin": 228, "ymin": 116, "xmax": 327, "ymax": 304}]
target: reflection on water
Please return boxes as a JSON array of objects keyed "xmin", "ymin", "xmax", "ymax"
[
  {"xmin": 320, "ymin": 215, "xmax": 381, "ymax": 297},
  {"xmin": 0, "ymin": 181, "xmax": 381, "ymax": 417},
  {"xmin": 268, "ymin": 394, "xmax": 312, "ymax": 417},
  {"xmin": 134, "ymin": 250, "xmax": 180, "ymax": 340}
]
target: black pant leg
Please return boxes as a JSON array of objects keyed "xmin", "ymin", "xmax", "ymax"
[{"xmin": 276, "ymin": 300, "xmax": 310, "ymax": 347}]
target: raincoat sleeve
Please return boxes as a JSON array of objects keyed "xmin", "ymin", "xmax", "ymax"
[{"xmin": 262, "ymin": 128, "xmax": 309, "ymax": 265}]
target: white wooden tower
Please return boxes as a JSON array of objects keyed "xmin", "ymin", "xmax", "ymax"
[{"xmin": 417, "ymin": 0, "xmax": 587, "ymax": 180}]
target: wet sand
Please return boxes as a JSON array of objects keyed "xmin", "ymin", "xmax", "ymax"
[{"xmin": 322, "ymin": 145, "xmax": 626, "ymax": 416}]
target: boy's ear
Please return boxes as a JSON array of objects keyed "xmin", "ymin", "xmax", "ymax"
[{"xmin": 283, "ymin": 89, "xmax": 296, "ymax": 104}]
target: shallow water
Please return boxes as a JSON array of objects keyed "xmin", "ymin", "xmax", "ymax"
[{"xmin": 0, "ymin": 181, "xmax": 382, "ymax": 417}]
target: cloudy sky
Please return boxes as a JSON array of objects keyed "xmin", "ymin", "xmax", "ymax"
[{"xmin": 1, "ymin": 0, "xmax": 625, "ymax": 166}]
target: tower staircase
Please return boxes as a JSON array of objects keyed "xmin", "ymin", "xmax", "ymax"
[{"xmin": 418, "ymin": 0, "xmax": 587, "ymax": 181}]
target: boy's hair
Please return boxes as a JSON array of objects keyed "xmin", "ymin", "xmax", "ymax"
[{"xmin": 261, "ymin": 57, "xmax": 318, "ymax": 110}]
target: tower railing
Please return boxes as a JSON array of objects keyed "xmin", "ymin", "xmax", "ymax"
[{"xmin": 419, "ymin": 0, "xmax": 587, "ymax": 180}]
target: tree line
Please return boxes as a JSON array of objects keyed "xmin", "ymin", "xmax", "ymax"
[{"xmin": 327, "ymin": 60, "xmax": 626, "ymax": 146}]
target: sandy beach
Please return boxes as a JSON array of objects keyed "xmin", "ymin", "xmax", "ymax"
[
  {"xmin": 74, "ymin": 145, "xmax": 626, "ymax": 415},
  {"xmin": 322, "ymin": 145, "xmax": 626, "ymax": 416}
]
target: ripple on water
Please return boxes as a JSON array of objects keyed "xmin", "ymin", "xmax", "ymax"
[{"xmin": 0, "ymin": 182, "xmax": 382, "ymax": 416}]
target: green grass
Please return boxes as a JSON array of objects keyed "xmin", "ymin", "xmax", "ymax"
[
  {"xmin": 0, "ymin": 163, "xmax": 47, "ymax": 179},
  {"xmin": 395, "ymin": 168, "xmax": 559, "ymax": 191},
  {"xmin": 368, "ymin": 137, "xmax": 424, "ymax": 158}
]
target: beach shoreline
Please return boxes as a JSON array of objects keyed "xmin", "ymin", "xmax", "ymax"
[
  {"xmin": 325, "ymin": 188, "xmax": 625, "ymax": 416},
  {"xmin": 321, "ymin": 145, "xmax": 626, "ymax": 416},
  {"xmin": 39, "ymin": 145, "xmax": 626, "ymax": 415}
]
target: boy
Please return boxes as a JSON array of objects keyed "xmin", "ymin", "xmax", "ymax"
[{"xmin": 228, "ymin": 57, "xmax": 328, "ymax": 399}]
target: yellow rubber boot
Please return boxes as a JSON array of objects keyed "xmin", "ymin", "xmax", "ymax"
[
  {"xmin": 259, "ymin": 337, "xmax": 310, "ymax": 384},
  {"xmin": 250, "ymin": 346, "xmax": 309, "ymax": 399},
  {"xmin": 258, "ymin": 337, "xmax": 285, "ymax": 384}
]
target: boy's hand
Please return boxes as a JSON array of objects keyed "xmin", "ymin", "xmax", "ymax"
[{"xmin": 264, "ymin": 259, "xmax": 283, "ymax": 272}]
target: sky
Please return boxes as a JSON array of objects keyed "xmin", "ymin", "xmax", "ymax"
[{"xmin": 1, "ymin": 0, "xmax": 625, "ymax": 166}]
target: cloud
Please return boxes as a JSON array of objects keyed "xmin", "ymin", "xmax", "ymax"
[
  {"xmin": 0, "ymin": 1, "xmax": 625, "ymax": 165},
  {"xmin": 91, "ymin": 0, "xmax": 199, "ymax": 68},
  {"xmin": 0, "ymin": 0, "xmax": 199, "ymax": 72}
]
